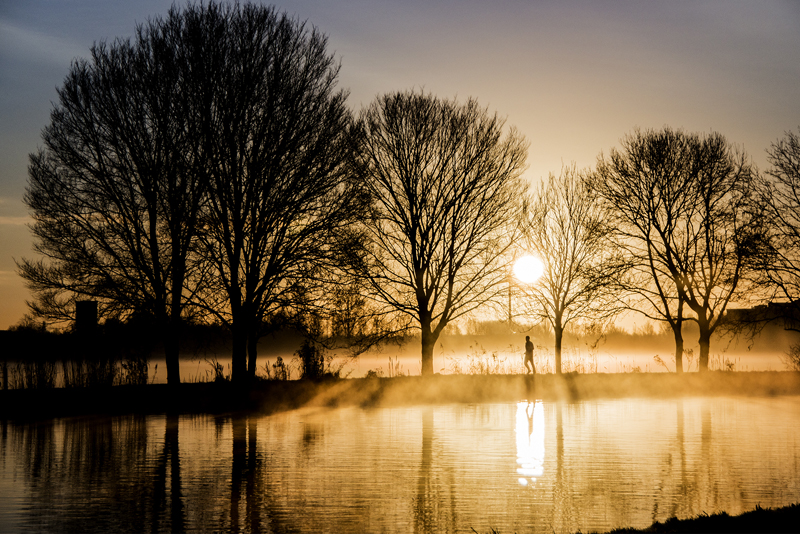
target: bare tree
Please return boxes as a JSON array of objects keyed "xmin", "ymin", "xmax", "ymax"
[
  {"xmin": 19, "ymin": 2, "xmax": 359, "ymax": 385},
  {"xmin": 18, "ymin": 9, "xmax": 213, "ymax": 385},
  {"xmin": 762, "ymin": 128, "xmax": 800, "ymax": 306},
  {"xmin": 590, "ymin": 129, "xmax": 697, "ymax": 372},
  {"xmin": 680, "ymin": 135, "xmax": 765, "ymax": 370},
  {"xmin": 353, "ymin": 91, "xmax": 527, "ymax": 376},
  {"xmin": 190, "ymin": 3, "xmax": 358, "ymax": 383},
  {"xmin": 519, "ymin": 165, "xmax": 620, "ymax": 374},
  {"xmin": 593, "ymin": 128, "xmax": 763, "ymax": 371}
]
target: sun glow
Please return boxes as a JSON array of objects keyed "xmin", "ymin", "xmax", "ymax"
[{"xmin": 513, "ymin": 255, "xmax": 544, "ymax": 284}]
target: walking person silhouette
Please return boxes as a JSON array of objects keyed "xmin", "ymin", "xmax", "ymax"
[{"xmin": 524, "ymin": 335, "xmax": 536, "ymax": 374}]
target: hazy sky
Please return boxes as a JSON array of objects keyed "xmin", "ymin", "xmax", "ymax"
[{"xmin": 1, "ymin": 0, "xmax": 799, "ymax": 329}]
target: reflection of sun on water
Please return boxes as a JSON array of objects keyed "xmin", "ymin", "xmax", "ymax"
[{"xmin": 515, "ymin": 401, "xmax": 545, "ymax": 486}]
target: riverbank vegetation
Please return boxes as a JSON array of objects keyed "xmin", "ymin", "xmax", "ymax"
[{"xmin": 3, "ymin": 314, "xmax": 800, "ymax": 390}]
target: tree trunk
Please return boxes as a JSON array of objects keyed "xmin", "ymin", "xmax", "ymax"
[
  {"xmin": 420, "ymin": 326, "xmax": 436, "ymax": 376},
  {"xmin": 247, "ymin": 333, "xmax": 258, "ymax": 380},
  {"xmin": 554, "ymin": 324, "xmax": 563, "ymax": 375},
  {"xmin": 673, "ymin": 323, "xmax": 684, "ymax": 374},
  {"xmin": 231, "ymin": 322, "xmax": 248, "ymax": 383},
  {"xmin": 698, "ymin": 316, "xmax": 711, "ymax": 372},
  {"xmin": 164, "ymin": 329, "xmax": 181, "ymax": 386},
  {"xmin": 165, "ymin": 254, "xmax": 186, "ymax": 386},
  {"xmin": 165, "ymin": 293, "xmax": 183, "ymax": 385}
]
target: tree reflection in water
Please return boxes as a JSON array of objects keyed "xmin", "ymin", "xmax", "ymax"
[
  {"xmin": 414, "ymin": 408, "xmax": 435, "ymax": 532},
  {"xmin": 230, "ymin": 416, "xmax": 264, "ymax": 533},
  {"xmin": 3, "ymin": 397, "xmax": 800, "ymax": 533},
  {"xmin": 413, "ymin": 407, "xmax": 457, "ymax": 534},
  {"xmin": 10, "ymin": 415, "xmax": 170, "ymax": 532},
  {"xmin": 151, "ymin": 414, "xmax": 185, "ymax": 532}
]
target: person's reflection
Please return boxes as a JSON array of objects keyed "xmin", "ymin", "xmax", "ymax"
[
  {"xmin": 515, "ymin": 401, "xmax": 544, "ymax": 486},
  {"xmin": 525, "ymin": 373, "xmax": 536, "ymax": 399}
]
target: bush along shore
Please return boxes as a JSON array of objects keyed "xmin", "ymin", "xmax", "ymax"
[{"xmin": 1, "ymin": 371, "xmax": 799, "ymax": 419}]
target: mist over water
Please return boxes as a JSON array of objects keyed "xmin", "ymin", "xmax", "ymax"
[
  {"xmin": 211, "ymin": 323, "xmax": 799, "ymax": 379},
  {"xmin": 2, "ymin": 396, "xmax": 799, "ymax": 533},
  {"xmin": 157, "ymin": 333, "xmax": 789, "ymax": 384}
]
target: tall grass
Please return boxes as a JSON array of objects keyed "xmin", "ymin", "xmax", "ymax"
[
  {"xmin": 441, "ymin": 344, "xmax": 606, "ymax": 375},
  {"xmin": 61, "ymin": 358, "xmax": 117, "ymax": 388},
  {"xmin": 3, "ymin": 355, "xmax": 149, "ymax": 389},
  {"xmin": 118, "ymin": 356, "xmax": 149, "ymax": 385},
  {"xmin": 9, "ymin": 360, "xmax": 57, "ymax": 389}
]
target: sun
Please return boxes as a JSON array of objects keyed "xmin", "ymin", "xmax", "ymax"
[{"xmin": 513, "ymin": 255, "xmax": 545, "ymax": 284}]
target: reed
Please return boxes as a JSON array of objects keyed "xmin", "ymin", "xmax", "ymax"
[{"xmin": 9, "ymin": 360, "xmax": 57, "ymax": 389}]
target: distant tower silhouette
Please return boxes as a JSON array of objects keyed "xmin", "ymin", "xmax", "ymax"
[{"xmin": 75, "ymin": 300, "xmax": 98, "ymax": 334}]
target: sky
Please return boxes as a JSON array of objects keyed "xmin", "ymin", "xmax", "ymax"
[{"xmin": 0, "ymin": 0, "xmax": 799, "ymax": 329}]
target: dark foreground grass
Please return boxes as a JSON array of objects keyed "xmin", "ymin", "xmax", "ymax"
[
  {"xmin": 473, "ymin": 503, "xmax": 800, "ymax": 533},
  {"xmin": 2, "ymin": 371, "xmax": 800, "ymax": 419},
  {"xmin": 603, "ymin": 503, "xmax": 800, "ymax": 533}
]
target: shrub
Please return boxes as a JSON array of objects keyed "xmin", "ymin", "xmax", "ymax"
[{"xmin": 297, "ymin": 340, "xmax": 324, "ymax": 379}]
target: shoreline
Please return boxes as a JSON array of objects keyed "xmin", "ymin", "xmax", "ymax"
[
  {"xmin": 2, "ymin": 371, "xmax": 799, "ymax": 419},
  {"xmin": 596, "ymin": 502, "xmax": 800, "ymax": 533}
]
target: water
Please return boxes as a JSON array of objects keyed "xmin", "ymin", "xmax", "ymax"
[{"xmin": 2, "ymin": 396, "xmax": 800, "ymax": 533}]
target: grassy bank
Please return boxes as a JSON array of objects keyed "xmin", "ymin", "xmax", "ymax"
[
  {"xmin": 601, "ymin": 503, "xmax": 800, "ymax": 533},
  {"xmin": 2, "ymin": 371, "xmax": 799, "ymax": 419},
  {"xmin": 472, "ymin": 504, "xmax": 800, "ymax": 533}
]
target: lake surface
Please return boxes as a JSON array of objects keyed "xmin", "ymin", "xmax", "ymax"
[{"xmin": 2, "ymin": 395, "xmax": 800, "ymax": 533}]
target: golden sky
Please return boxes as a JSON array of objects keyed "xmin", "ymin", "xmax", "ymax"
[{"xmin": 1, "ymin": 0, "xmax": 799, "ymax": 328}]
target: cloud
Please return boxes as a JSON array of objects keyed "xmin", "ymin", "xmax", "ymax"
[
  {"xmin": 0, "ymin": 215, "xmax": 31, "ymax": 226},
  {"xmin": 0, "ymin": 18, "xmax": 86, "ymax": 68}
]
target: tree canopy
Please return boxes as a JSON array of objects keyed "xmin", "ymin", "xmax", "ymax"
[
  {"xmin": 519, "ymin": 165, "xmax": 620, "ymax": 374},
  {"xmin": 352, "ymin": 91, "xmax": 527, "ymax": 375},
  {"xmin": 592, "ymin": 128, "xmax": 764, "ymax": 371},
  {"xmin": 20, "ymin": 1, "xmax": 357, "ymax": 384}
]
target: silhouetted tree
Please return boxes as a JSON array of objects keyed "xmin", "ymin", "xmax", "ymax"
[
  {"xmin": 19, "ymin": 9, "xmax": 213, "ymax": 385},
  {"xmin": 589, "ymin": 129, "xmax": 697, "ymax": 372},
  {"xmin": 188, "ymin": 3, "xmax": 358, "ymax": 383},
  {"xmin": 352, "ymin": 91, "xmax": 527, "ymax": 375},
  {"xmin": 593, "ymin": 128, "xmax": 764, "ymax": 371},
  {"xmin": 519, "ymin": 165, "xmax": 620, "ymax": 374},
  {"xmin": 761, "ymin": 128, "xmax": 800, "ymax": 307},
  {"xmin": 20, "ymin": 2, "xmax": 360, "ymax": 385}
]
